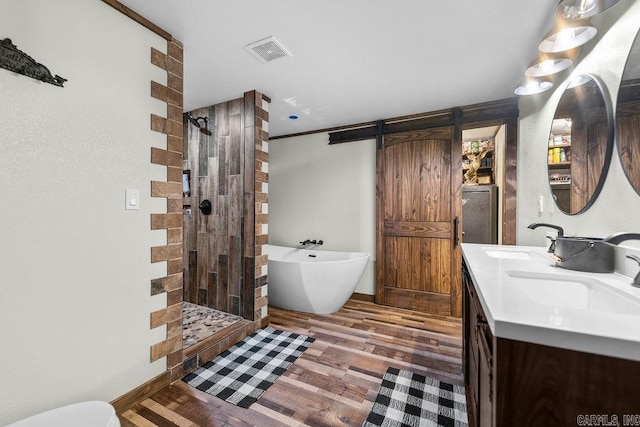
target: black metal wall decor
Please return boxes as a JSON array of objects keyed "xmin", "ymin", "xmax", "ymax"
[{"xmin": 0, "ymin": 38, "xmax": 67, "ymax": 87}]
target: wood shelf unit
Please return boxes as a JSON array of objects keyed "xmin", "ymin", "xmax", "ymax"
[{"xmin": 462, "ymin": 147, "xmax": 495, "ymax": 185}]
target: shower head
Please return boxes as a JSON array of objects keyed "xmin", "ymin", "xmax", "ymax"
[
  {"xmin": 187, "ymin": 114, "xmax": 201, "ymax": 128},
  {"xmin": 187, "ymin": 114, "xmax": 212, "ymax": 135},
  {"xmin": 198, "ymin": 117, "xmax": 212, "ymax": 136}
]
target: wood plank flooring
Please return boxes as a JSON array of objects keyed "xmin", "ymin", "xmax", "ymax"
[{"xmin": 120, "ymin": 299, "xmax": 463, "ymax": 427}]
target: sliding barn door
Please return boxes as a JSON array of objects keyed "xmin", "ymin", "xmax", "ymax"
[{"xmin": 376, "ymin": 127, "xmax": 463, "ymax": 316}]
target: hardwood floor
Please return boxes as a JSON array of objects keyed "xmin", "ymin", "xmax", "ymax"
[{"xmin": 120, "ymin": 299, "xmax": 463, "ymax": 427}]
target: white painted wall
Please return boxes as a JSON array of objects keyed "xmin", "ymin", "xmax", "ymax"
[
  {"xmin": 269, "ymin": 134, "xmax": 377, "ymax": 294},
  {"xmin": 0, "ymin": 1, "xmax": 168, "ymax": 424},
  {"xmin": 517, "ymin": 1, "xmax": 640, "ymax": 249}
]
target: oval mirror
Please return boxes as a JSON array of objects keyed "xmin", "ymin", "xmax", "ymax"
[
  {"xmin": 616, "ymin": 29, "xmax": 640, "ymax": 196},
  {"xmin": 547, "ymin": 74, "xmax": 614, "ymax": 215}
]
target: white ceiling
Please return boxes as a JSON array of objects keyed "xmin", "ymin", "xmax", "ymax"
[{"xmin": 118, "ymin": 0, "xmax": 560, "ymax": 137}]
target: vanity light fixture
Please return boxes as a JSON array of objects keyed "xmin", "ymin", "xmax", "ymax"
[
  {"xmin": 538, "ymin": 19, "xmax": 597, "ymax": 53},
  {"xmin": 514, "ymin": 78, "xmax": 554, "ymax": 96},
  {"xmin": 525, "ymin": 48, "xmax": 580, "ymax": 77},
  {"xmin": 555, "ymin": 0, "xmax": 621, "ymax": 20}
]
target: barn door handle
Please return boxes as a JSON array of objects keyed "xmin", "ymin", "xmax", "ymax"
[{"xmin": 454, "ymin": 216, "xmax": 460, "ymax": 247}]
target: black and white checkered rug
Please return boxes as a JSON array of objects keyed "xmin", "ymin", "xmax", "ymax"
[
  {"xmin": 363, "ymin": 367, "xmax": 468, "ymax": 427},
  {"xmin": 183, "ymin": 326, "xmax": 314, "ymax": 408}
]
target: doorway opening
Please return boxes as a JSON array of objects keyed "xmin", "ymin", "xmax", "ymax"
[{"xmin": 461, "ymin": 124, "xmax": 506, "ymax": 244}]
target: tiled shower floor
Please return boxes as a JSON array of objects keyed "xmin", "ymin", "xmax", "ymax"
[{"xmin": 182, "ymin": 302, "xmax": 243, "ymax": 348}]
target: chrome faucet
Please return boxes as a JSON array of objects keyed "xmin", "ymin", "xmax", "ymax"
[{"xmin": 627, "ymin": 255, "xmax": 640, "ymax": 288}]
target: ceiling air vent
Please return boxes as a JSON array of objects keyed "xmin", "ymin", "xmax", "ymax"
[{"xmin": 245, "ymin": 36, "xmax": 291, "ymax": 64}]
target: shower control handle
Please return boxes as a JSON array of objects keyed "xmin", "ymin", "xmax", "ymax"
[{"xmin": 199, "ymin": 199, "xmax": 212, "ymax": 215}]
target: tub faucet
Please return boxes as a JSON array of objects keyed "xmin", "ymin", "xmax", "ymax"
[
  {"xmin": 299, "ymin": 239, "xmax": 323, "ymax": 247},
  {"xmin": 627, "ymin": 255, "xmax": 640, "ymax": 288}
]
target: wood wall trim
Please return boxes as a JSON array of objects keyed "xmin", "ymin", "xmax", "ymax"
[
  {"xmin": 502, "ymin": 117, "xmax": 518, "ymax": 245},
  {"xmin": 148, "ymin": 38, "xmax": 184, "ymax": 366},
  {"xmin": 374, "ymin": 136, "xmax": 385, "ymax": 305},
  {"xmin": 101, "ymin": 0, "xmax": 172, "ymax": 40},
  {"xmin": 383, "ymin": 126, "xmax": 453, "ymax": 146},
  {"xmin": 251, "ymin": 91, "xmax": 270, "ymax": 323},
  {"xmin": 110, "ymin": 372, "xmax": 171, "ymax": 415},
  {"xmin": 350, "ymin": 292, "xmax": 375, "ymax": 302},
  {"xmin": 450, "ymin": 122, "xmax": 463, "ymax": 317},
  {"xmin": 244, "ymin": 91, "xmax": 258, "ymax": 320},
  {"xmin": 325, "ymin": 98, "xmax": 518, "ymax": 145}
]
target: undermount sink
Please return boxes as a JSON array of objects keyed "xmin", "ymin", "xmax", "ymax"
[
  {"xmin": 506, "ymin": 270, "xmax": 640, "ymax": 316},
  {"xmin": 483, "ymin": 248, "xmax": 530, "ymax": 260}
]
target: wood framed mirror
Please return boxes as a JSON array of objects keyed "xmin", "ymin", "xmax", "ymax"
[
  {"xmin": 616, "ymin": 29, "xmax": 640, "ymax": 196},
  {"xmin": 547, "ymin": 74, "xmax": 614, "ymax": 215}
]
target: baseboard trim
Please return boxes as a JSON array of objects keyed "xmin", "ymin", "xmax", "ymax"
[
  {"xmin": 111, "ymin": 371, "xmax": 171, "ymax": 415},
  {"xmin": 350, "ymin": 292, "xmax": 375, "ymax": 303},
  {"xmin": 260, "ymin": 315, "xmax": 271, "ymax": 328}
]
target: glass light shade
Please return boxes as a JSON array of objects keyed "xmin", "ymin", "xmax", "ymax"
[
  {"xmin": 555, "ymin": 0, "xmax": 621, "ymax": 20},
  {"xmin": 539, "ymin": 20, "xmax": 597, "ymax": 53},
  {"xmin": 514, "ymin": 79, "xmax": 554, "ymax": 96},
  {"xmin": 526, "ymin": 48, "xmax": 579, "ymax": 77}
]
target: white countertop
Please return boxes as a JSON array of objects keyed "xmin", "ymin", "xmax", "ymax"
[{"xmin": 462, "ymin": 243, "xmax": 640, "ymax": 362}]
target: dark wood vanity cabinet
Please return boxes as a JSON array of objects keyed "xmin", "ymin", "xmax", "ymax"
[
  {"xmin": 463, "ymin": 261, "xmax": 640, "ymax": 427},
  {"xmin": 463, "ymin": 263, "xmax": 493, "ymax": 427}
]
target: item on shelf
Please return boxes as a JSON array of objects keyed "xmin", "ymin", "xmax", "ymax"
[
  {"xmin": 549, "ymin": 173, "xmax": 571, "ymax": 184},
  {"xmin": 462, "ymin": 138, "xmax": 495, "ymax": 185},
  {"xmin": 471, "ymin": 140, "xmax": 480, "ymax": 153}
]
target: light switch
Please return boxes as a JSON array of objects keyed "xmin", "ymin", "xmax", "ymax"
[
  {"xmin": 537, "ymin": 195, "xmax": 544, "ymax": 213},
  {"xmin": 126, "ymin": 189, "xmax": 140, "ymax": 210}
]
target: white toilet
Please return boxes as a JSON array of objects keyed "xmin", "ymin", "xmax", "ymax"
[{"xmin": 7, "ymin": 401, "xmax": 120, "ymax": 427}]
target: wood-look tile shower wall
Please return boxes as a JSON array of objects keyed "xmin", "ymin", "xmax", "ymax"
[{"xmin": 183, "ymin": 91, "xmax": 269, "ymax": 321}]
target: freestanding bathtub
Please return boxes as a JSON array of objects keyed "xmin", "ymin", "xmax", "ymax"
[{"xmin": 266, "ymin": 245, "xmax": 370, "ymax": 314}]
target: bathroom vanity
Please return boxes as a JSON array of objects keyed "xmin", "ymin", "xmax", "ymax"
[{"xmin": 462, "ymin": 243, "xmax": 640, "ymax": 427}]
